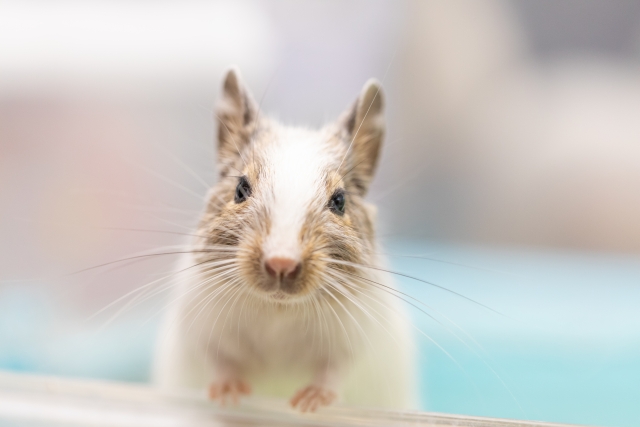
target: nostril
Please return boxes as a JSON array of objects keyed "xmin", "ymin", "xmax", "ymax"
[
  {"xmin": 284, "ymin": 263, "xmax": 301, "ymax": 281},
  {"xmin": 264, "ymin": 257, "xmax": 300, "ymax": 280},
  {"xmin": 265, "ymin": 261, "xmax": 277, "ymax": 278}
]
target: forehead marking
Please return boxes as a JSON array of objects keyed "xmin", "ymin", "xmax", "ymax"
[{"xmin": 262, "ymin": 127, "xmax": 332, "ymax": 258}]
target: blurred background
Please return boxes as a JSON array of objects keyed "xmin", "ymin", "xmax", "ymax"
[{"xmin": 1, "ymin": 1, "xmax": 639, "ymax": 426}]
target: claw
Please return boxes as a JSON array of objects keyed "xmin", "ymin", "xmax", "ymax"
[
  {"xmin": 208, "ymin": 379, "xmax": 252, "ymax": 406},
  {"xmin": 290, "ymin": 384, "xmax": 337, "ymax": 412}
]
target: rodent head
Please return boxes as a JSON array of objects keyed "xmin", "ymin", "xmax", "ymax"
[{"xmin": 196, "ymin": 67, "xmax": 385, "ymax": 303}]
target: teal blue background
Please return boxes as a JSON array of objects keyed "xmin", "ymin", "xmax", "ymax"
[
  {"xmin": 390, "ymin": 240, "xmax": 640, "ymax": 427},
  {"xmin": 1, "ymin": 240, "xmax": 639, "ymax": 427}
]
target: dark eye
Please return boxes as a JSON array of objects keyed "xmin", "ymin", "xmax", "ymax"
[
  {"xmin": 329, "ymin": 189, "xmax": 345, "ymax": 215},
  {"xmin": 235, "ymin": 176, "xmax": 252, "ymax": 203}
]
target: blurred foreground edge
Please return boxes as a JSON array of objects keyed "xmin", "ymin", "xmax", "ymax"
[{"xmin": 0, "ymin": 370, "xmax": 583, "ymax": 427}]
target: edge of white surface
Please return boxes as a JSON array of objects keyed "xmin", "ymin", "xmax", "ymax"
[{"xmin": 0, "ymin": 370, "xmax": 586, "ymax": 427}]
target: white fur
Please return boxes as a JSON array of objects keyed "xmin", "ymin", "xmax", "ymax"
[
  {"xmin": 153, "ymin": 87, "xmax": 416, "ymax": 409},
  {"xmin": 153, "ymin": 252, "xmax": 417, "ymax": 408},
  {"xmin": 261, "ymin": 126, "xmax": 332, "ymax": 262}
]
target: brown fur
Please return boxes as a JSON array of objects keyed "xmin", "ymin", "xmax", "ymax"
[
  {"xmin": 153, "ymin": 68, "xmax": 415, "ymax": 411},
  {"xmin": 194, "ymin": 69, "xmax": 384, "ymax": 304}
]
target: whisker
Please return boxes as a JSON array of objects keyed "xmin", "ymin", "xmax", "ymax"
[
  {"xmin": 249, "ymin": 63, "xmax": 279, "ymax": 166},
  {"xmin": 321, "ymin": 258, "xmax": 505, "ymax": 317},
  {"xmin": 97, "ymin": 259, "xmax": 237, "ymax": 328},
  {"xmin": 123, "ymin": 156, "xmax": 206, "ymax": 201},
  {"xmin": 146, "ymin": 214, "xmax": 197, "ymax": 232},
  {"xmin": 236, "ymin": 284, "xmax": 252, "ymax": 349},
  {"xmin": 158, "ymin": 146, "xmax": 212, "ymax": 191},
  {"xmin": 218, "ymin": 284, "xmax": 247, "ymax": 350},
  {"xmin": 96, "ymin": 227, "xmax": 200, "ymax": 239},
  {"xmin": 376, "ymin": 252, "xmax": 522, "ymax": 279},
  {"xmin": 152, "ymin": 270, "xmax": 240, "ymax": 342},
  {"xmin": 127, "ymin": 261, "xmax": 238, "ymax": 322},
  {"xmin": 322, "ymin": 271, "xmax": 401, "ymax": 347},
  {"xmin": 311, "ymin": 292, "xmax": 329, "ymax": 359},
  {"xmin": 367, "ymin": 165, "xmax": 424, "ymax": 204},
  {"xmin": 205, "ymin": 281, "xmax": 244, "ymax": 360},
  {"xmin": 320, "ymin": 277, "xmax": 402, "ymax": 404},
  {"xmin": 183, "ymin": 269, "xmax": 241, "ymax": 334},
  {"xmin": 337, "ymin": 49, "xmax": 396, "ymax": 172},
  {"xmin": 327, "ymin": 266, "xmax": 522, "ymax": 413},
  {"xmin": 88, "ymin": 259, "xmax": 214, "ymax": 321},
  {"xmin": 319, "ymin": 288, "xmax": 355, "ymax": 361},
  {"xmin": 69, "ymin": 247, "xmax": 243, "ymax": 276},
  {"xmin": 214, "ymin": 111, "xmax": 248, "ymax": 169}
]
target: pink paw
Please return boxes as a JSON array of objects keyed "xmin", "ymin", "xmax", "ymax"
[
  {"xmin": 208, "ymin": 378, "xmax": 251, "ymax": 406},
  {"xmin": 290, "ymin": 384, "xmax": 337, "ymax": 412}
]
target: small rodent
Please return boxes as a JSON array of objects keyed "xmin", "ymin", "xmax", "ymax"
[{"xmin": 153, "ymin": 67, "xmax": 416, "ymax": 412}]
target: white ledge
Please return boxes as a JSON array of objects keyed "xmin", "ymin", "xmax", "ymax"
[{"xmin": 0, "ymin": 370, "xmax": 583, "ymax": 427}]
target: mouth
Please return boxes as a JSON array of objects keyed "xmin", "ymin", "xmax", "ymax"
[
  {"xmin": 270, "ymin": 291, "xmax": 288, "ymax": 301},
  {"xmin": 251, "ymin": 272, "xmax": 310, "ymax": 302}
]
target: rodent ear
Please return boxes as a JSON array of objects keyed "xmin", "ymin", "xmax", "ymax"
[
  {"xmin": 340, "ymin": 79, "xmax": 385, "ymax": 195},
  {"xmin": 215, "ymin": 66, "xmax": 258, "ymax": 175}
]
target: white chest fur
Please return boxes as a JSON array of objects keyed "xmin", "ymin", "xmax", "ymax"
[{"xmin": 153, "ymin": 253, "xmax": 416, "ymax": 409}]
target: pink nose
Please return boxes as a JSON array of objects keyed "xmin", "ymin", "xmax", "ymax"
[{"xmin": 264, "ymin": 257, "xmax": 301, "ymax": 280}]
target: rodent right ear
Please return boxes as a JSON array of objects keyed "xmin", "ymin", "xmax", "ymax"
[
  {"xmin": 215, "ymin": 67, "xmax": 258, "ymax": 175},
  {"xmin": 338, "ymin": 79, "xmax": 385, "ymax": 196}
]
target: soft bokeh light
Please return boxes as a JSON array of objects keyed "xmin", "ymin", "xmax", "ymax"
[{"xmin": 1, "ymin": 1, "xmax": 639, "ymax": 426}]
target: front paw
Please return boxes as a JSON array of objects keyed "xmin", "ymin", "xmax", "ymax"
[
  {"xmin": 290, "ymin": 384, "xmax": 337, "ymax": 412},
  {"xmin": 208, "ymin": 378, "xmax": 252, "ymax": 406}
]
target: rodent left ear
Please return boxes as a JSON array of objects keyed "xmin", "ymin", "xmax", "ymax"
[
  {"xmin": 340, "ymin": 79, "xmax": 385, "ymax": 195},
  {"xmin": 215, "ymin": 66, "xmax": 258, "ymax": 176}
]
